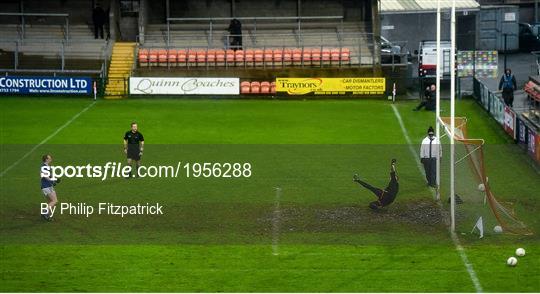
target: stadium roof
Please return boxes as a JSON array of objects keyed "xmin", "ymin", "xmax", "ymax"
[{"xmin": 380, "ymin": 0, "xmax": 480, "ymax": 14}]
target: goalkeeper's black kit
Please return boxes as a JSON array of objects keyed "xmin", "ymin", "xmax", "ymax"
[{"xmin": 355, "ymin": 164, "xmax": 399, "ymax": 209}]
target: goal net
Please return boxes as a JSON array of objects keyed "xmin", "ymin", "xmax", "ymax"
[{"xmin": 438, "ymin": 117, "xmax": 532, "ymax": 236}]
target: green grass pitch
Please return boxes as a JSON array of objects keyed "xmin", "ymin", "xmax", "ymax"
[{"xmin": 0, "ymin": 97, "xmax": 539, "ymax": 292}]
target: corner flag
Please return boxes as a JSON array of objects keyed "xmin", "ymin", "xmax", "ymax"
[{"xmin": 471, "ymin": 216, "xmax": 484, "ymax": 238}]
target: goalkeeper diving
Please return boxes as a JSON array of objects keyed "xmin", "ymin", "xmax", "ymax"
[{"xmin": 353, "ymin": 159, "xmax": 399, "ymax": 210}]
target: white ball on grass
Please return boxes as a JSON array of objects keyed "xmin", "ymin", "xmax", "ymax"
[
  {"xmin": 493, "ymin": 225, "xmax": 503, "ymax": 233},
  {"xmin": 516, "ymin": 248, "xmax": 526, "ymax": 257},
  {"xmin": 507, "ymin": 257, "xmax": 518, "ymax": 267}
]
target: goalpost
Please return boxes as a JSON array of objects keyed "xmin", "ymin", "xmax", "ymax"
[
  {"xmin": 435, "ymin": 0, "xmax": 457, "ymax": 231},
  {"xmin": 435, "ymin": 0, "xmax": 531, "ymax": 235}
]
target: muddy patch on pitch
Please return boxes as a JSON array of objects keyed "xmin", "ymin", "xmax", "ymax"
[{"xmin": 259, "ymin": 200, "xmax": 446, "ymax": 233}]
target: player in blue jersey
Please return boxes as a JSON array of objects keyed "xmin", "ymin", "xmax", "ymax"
[{"xmin": 40, "ymin": 154, "xmax": 59, "ymax": 221}]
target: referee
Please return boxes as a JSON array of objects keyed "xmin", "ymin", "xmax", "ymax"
[
  {"xmin": 420, "ymin": 126, "xmax": 441, "ymax": 188},
  {"xmin": 123, "ymin": 122, "xmax": 144, "ymax": 177}
]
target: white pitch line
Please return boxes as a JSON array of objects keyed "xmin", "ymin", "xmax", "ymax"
[
  {"xmin": 272, "ymin": 187, "xmax": 282, "ymax": 256},
  {"xmin": 391, "ymin": 104, "xmax": 483, "ymax": 293},
  {"xmin": 0, "ymin": 101, "xmax": 97, "ymax": 178}
]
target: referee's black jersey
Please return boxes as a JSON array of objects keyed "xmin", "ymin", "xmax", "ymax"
[{"xmin": 124, "ymin": 131, "xmax": 144, "ymax": 147}]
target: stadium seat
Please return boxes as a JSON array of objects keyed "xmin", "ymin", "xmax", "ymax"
[
  {"xmin": 264, "ymin": 49, "xmax": 274, "ymax": 66},
  {"xmin": 273, "ymin": 48, "xmax": 283, "ymax": 65},
  {"xmin": 311, "ymin": 48, "xmax": 321, "ymax": 66},
  {"xmin": 292, "ymin": 48, "xmax": 302, "ymax": 66},
  {"xmin": 321, "ymin": 48, "xmax": 331, "ymax": 65},
  {"xmin": 158, "ymin": 49, "xmax": 168, "ymax": 67},
  {"xmin": 215, "ymin": 49, "xmax": 225, "ymax": 66},
  {"xmin": 341, "ymin": 47, "xmax": 350, "ymax": 63},
  {"xmin": 235, "ymin": 50, "xmax": 244, "ymax": 66},
  {"xmin": 254, "ymin": 49, "xmax": 264, "ymax": 66},
  {"xmin": 225, "ymin": 49, "xmax": 235, "ymax": 66},
  {"xmin": 302, "ymin": 48, "xmax": 312, "ymax": 66},
  {"xmin": 167, "ymin": 49, "xmax": 177, "ymax": 67},
  {"xmin": 270, "ymin": 81, "xmax": 276, "ymax": 94},
  {"xmin": 245, "ymin": 49, "xmax": 254, "ymax": 67},
  {"xmin": 250, "ymin": 81, "xmax": 260, "ymax": 94},
  {"xmin": 187, "ymin": 49, "xmax": 197, "ymax": 67},
  {"xmin": 283, "ymin": 49, "xmax": 292, "ymax": 66},
  {"xmin": 331, "ymin": 48, "xmax": 341, "ymax": 64},
  {"xmin": 207, "ymin": 49, "xmax": 216, "ymax": 67},
  {"xmin": 148, "ymin": 49, "xmax": 158, "ymax": 67},
  {"xmin": 177, "ymin": 49, "xmax": 187, "ymax": 67},
  {"xmin": 138, "ymin": 49, "xmax": 149, "ymax": 67},
  {"xmin": 260, "ymin": 81, "xmax": 270, "ymax": 94},
  {"xmin": 196, "ymin": 50, "xmax": 207, "ymax": 66},
  {"xmin": 241, "ymin": 81, "xmax": 251, "ymax": 94}
]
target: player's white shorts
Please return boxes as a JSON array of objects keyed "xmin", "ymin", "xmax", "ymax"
[{"xmin": 41, "ymin": 187, "xmax": 55, "ymax": 197}]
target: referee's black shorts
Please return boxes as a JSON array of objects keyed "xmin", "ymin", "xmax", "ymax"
[{"xmin": 127, "ymin": 148, "xmax": 141, "ymax": 161}]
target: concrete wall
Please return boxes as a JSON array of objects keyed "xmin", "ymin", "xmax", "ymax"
[
  {"xmin": 477, "ymin": 5, "xmax": 520, "ymax": 51},
  {"xmin": 236, "ymin": 0, "xmax": 297, "ymax": 17},
  {"xmin": 519, "ymin": 5, "xmax": 539, "ymax": 23},
  {"xmin": 381, "ymin": 12, "xmax": 477, "ymax": 53},
  {"xmin": 381, "ymin": 13, "xmax": 451, "ymax": 54},
  {"xmin": 147, "ymin": 0, "xmax": 370, "ymax": 23},
  {"xmin": 0, "ymin": 0, "xmax": 111, "ymax": 25}
]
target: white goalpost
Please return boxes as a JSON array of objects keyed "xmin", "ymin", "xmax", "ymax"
[
  {"xmin": 435, "ymin": 0, "xmax": 531, "ymax": 235},
  {"xmin": 436, "ymin": 0, "xmax": 457, "ymax": 231}
]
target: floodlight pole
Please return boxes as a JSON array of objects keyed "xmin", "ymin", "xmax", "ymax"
[
  {"xmin": 450, "ymin": 0, "xmax": 456, "ymax": 232},
  {"xmin": 435, "ymin": 0, "xmax": 441, "ymax": 201}
]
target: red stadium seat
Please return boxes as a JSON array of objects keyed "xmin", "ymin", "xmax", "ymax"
[
  {"xmin": 177, "ymin": 49, "xmax": 187, "ymax": 67},
  {"xmin": 273, "ymin": 48, "xmax": 283, "ymax": 65},
  {"xmin": 167, "ymin": 49, "xmax": 177, "ymax": 66},
  {"xmin": 207, "ymin": 49, "xmax": 216, "ymax": 66},
  {"xmin": 270, "ymin": 81, "xmax": 276, "ymax": 94},
  {"xmin": 138, "ymin": 49, "xmax": 149, "ymax": 67},
  {"xmin": 292, "ymin": 48, "xmax": 302, "ymax": 66},
  {"xmin": 250, "ymin": 81, "xmax": 260, "ymax": 94},
  {"xmin": 260, "ymin": 81, "xmax": 270, "ymax": 94},
  {"xmin": 331, "ymin": 48, "xmax": 340, "ymax": 64},
  {"xmin": 215, "ymin": 49, "xmax": 225, "ymax": 66},
  {"xmin": 241, "ymin": 81, "xmax": 251, "ymax": 94},
  {"xmin": 245, "ymin": 49, "xmax": 254, "ymax": 67},
  {"xmin": 283, "ymin": 48, "xmax": 292, "ymax": 66},
  {"xmin": 264, "ymin": 49, "xmax": 274, "ymax": 66},
  {"xmin": 225, "ymin": 49, "xmax": 235, "ymax": 66},
  {"xmin": 321, "ymin": 48, "xmax": 331, "ymax": 65},
  {"xmin": 196, "ymin": 50, "xmax": 206, "ymax": 66},
  {"xmin": 311, "ymin": 48, "xmax": 321, "ymax": 66},
  {"xmin": 235, "ymin": 50, "xmax": 244, "ymax": 66},
  {"xmin": 302, "ymin": 48, "xmax": 312, "ymax": 66},
  {"xmin": 158, "ymin": 49, "xmax": 168, "ymax": 67},
  {"xmin": 254, "ymin": 49, "xmax": 264, "ymax": 66},
  {"xmin": 187, "ymin": 49, "xmax": 197, "ymax": 66},
  {"xmin": 340, "ymin": 47, "xmax": 350, "ymax": 63},
  {"xmin": 148, "ymin": 49, "xmax": 158, "ymax": 67}
]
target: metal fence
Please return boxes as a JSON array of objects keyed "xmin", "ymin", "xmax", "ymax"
[
  {"xmin": 162, "ymin": 16, "xmax": 344, "ymax": 47},
  {"xmin": 0, "ymin": 39, "xmax": 111, "ymax": 77},
  {"xmin": 0, "ymin": 12, "xmax": 70, "ymax": 41}
]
